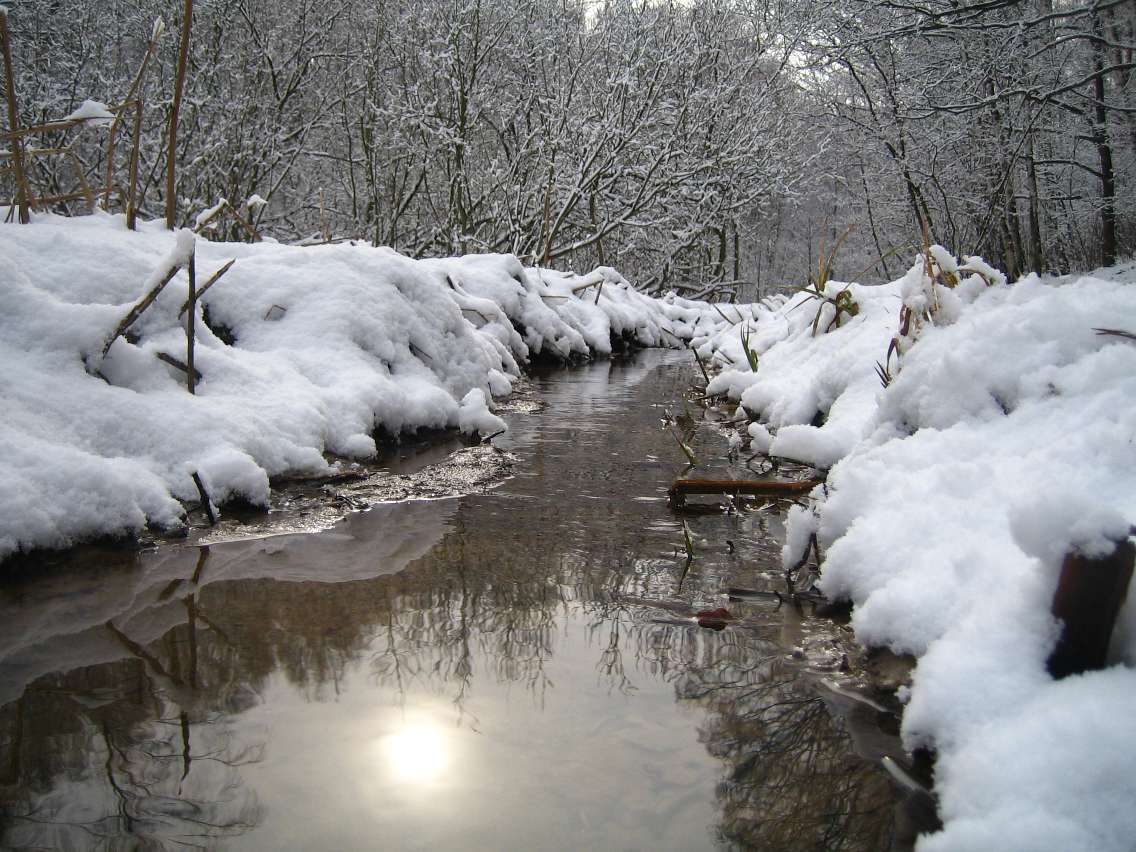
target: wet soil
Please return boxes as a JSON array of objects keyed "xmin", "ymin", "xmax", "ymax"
[{"xmin": 0, "ymin": 350, "xmax": 921, "ymax": 851}]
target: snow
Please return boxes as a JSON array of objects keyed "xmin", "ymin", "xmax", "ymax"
[
  {"xmin": 194, "ymin": 198, "xmax": 228, "ymax": 230},
  {"xmin": 3, "ymin": 212, "xmax": 1134, "ymax": 849},
  {"xmin": 458, "ymin": 388, "xmax": 505, "ymax": 437},
  {"xmin": 0, "ymin": 213, "xmax": 716, "ymax": 558},
  {"xmin": 62, "ymin": 98, "xmax": 115, "ymax": 126},
  {"xmin": 705, "ymin": 248, "xmax": 1136, "ymax": 852}
]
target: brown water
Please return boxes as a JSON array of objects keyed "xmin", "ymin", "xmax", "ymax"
[{"xmin": 0, "ymin": 351, "xmax": 908, "ymax": 850}]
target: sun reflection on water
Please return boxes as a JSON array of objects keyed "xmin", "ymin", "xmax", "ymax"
[{"xmin": 381, "ymin": 724, "xmax": 450, "ymax": 783}]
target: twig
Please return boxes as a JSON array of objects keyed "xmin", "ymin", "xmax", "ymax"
[
  {"xmin": 1094, "ymin": 327, "xmax": 1136, "ymax": 342},
  {"xmin": 689, "ymin": 343, "xmax": 711, "ymax": 386},
  {"xmin": 668, "ymin": 428, "xmax": 698, "ymax": 466},
  {"xmin": 155, "ymin": 352, "xmax": 201, "ymax": 382},
  {"xmin": 101, "ymin": 263, "xmax": 182, "ymax": 357},
  {"xmin": 126, "ymin": 99, "xmax": 144, "ymax": 230},
  {"xmin": 191, "ymin": 471, "xmax": 216, "ymax": 525},
  {"xmin": 179, "ymin": 258, "xmax": 235, "ymax": 316}
]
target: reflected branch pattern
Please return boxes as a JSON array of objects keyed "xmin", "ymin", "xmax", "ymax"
[{"xmin": 1, "ymin": 357, "xmax": 905, "ymax": 850}]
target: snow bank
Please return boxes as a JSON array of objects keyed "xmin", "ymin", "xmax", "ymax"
[
  {"xmin": 0, "ymin": 213, "xmax": 725, "ymax": 558},
  {"xmin": 708, "ymin": 251, "xmax": 1136, "ymax": 851},
  {"xmin": 702, "ymin": 280, "xmax": 898, "ymax": 468}
]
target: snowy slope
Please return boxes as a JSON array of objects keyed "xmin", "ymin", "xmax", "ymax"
[
  {"xmin": 0, "ymin": 213, "xmax": 721, "ymax": 557},
  {"xmin": 704, "ymin": 251, "xmax": 1136, "ymax": 852}
]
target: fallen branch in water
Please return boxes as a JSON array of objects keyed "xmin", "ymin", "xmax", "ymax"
[{"xmin": 669, "ymin": 477, "xmax": 822, "ymax": 507}]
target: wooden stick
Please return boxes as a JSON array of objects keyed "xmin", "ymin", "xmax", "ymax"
[
  {"xmin": 101, "ymin": 263, "xmax": 181, "ymax": 357},
  {"xmin": 68, "ymin": 145, "xmax": 96, "ymax": 209},
  {"xmin": 191, "ymin": 471, "xmax": 217, "ymax": 525},
  {"xmin": 570, "ymin": 273, "xmax": 606, "ymax": 293},
  {"xmin": 155, "ymin": 351, "xmax": 201, "ymax": 382},
  {"xmin": 179, "ymin": 258, "xmax": 234, "ymax": 316},
  {"xmin": 126, "ymin": 98, "xmax": 143, "ymax": 230},
  {"xmin": 0, "ymin": 10, "xmax": 30, "ymax": 223},
  {"xmin": 11, "ymin": 190, "xmax": 88, "ymax": 205},
  {"xmin": 185, "ymin": 249, "xmax": 196, "ymax": 393},
  {"xmin": 3, "ymin": 115, "xmax": 95, "ymax": 139},
  {"xmin": 1, "ymin": 146, "xmax": 79, "ymax": 157},
  {"xmin": 669, "ymin": 477, "xmax": 823, "ymax": 507}
]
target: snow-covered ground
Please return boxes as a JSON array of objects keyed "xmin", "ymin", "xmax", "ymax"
[
  {"xmin": 3, "ymin": 212, "xmax": 1134, "ymax": 850},
  {"xmin": 701, "ymin": 253, "xmax": 1136, "ymax": 852},
  {"xmin": 0, "ymin": 212, "xmax": 722, "ymax": 558}
]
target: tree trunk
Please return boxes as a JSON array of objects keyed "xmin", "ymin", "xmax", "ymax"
[{"xmin": 1091, "ymin": 11, "xmax": 1117, "ymax": 266}]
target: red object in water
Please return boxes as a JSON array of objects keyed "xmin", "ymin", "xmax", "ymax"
[{"xmin": 695, "ymin": 607, "xmax": 732, "ymax": 630}]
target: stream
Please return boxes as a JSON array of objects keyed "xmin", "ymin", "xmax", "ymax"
[{"xmin": 0, "ymin": 350, "xmax": 916, "ymax": 850}]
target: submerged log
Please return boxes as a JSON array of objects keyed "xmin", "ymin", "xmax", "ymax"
[
  {"xmin": 669, "ymin": 477, "xmax": 822, "ymax": 507},
  {"xmin": 1047, "ymin": 536, "xmax": 1134, "ymax": 679}
]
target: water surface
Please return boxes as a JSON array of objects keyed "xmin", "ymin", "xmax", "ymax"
[{"xmin": 0, "ymin": 351, "xmax": 904, "ymax": 850}]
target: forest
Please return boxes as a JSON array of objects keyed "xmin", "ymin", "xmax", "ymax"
[{"xmin": 5, "ymin": 0, "xmax": 1134, "ymax": 300}]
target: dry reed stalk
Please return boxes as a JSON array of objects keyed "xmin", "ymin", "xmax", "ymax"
[
  {"xmin": 319, "ymin": 188, "xmax": 329, "ymax": 242},
  {"xmin": 179, "ymin": 258, "xmax": 234, "ymax": 316},
  {"xmin": 101, "ymin": 263, "xmax": 182, "ymax": 357},
  {"xmin": 127, "ymin": 99, "xmax": 143, "ymax": 229},
  {"xmin": 0, "ymin": 10, "xmax": 31, "ymax": 223},
  {"xmin": 155, "ymin": 351, "xmax": 201, "ymax": 382},
  {"xmin": 185, "ymin": 249, "xmax": 196, "ymax": 393},
  {"xmin": 67, "ymin": 146, "xmax": 96, "ymax": 209},
  {"xmin": 569, "ymin": 272, "xmax": 605, "ymax": 293},
  {"xmin": 166, "ymin": 0, "xmax": 193, "ymax": 230},
  {"xmin": 103, "ymin": 19, "xmax": 164, "ymax": 209},
  {"xmin": 668, "ymin": 427, "xmax": 698, "ymax": 466}
]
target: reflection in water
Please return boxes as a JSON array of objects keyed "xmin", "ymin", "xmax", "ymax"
[
  {"xmin": 683, "ymin": 652, "xmax": 895, "ymax": 849},
  {"xmin": 0, "ymin": 352, "xmax": 906, "ymax": 850},
  {"xmin": 381, "ymin": 724, "xmax": 451, "ymax": 784}
]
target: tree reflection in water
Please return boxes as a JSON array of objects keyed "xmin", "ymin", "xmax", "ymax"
[
  {"xmin": 629, "ymin": 618, "xmax": 898, "ymax": 851},
  {"xmin": 0, "ymin": 355, "xmax": 906, "ymax": 850},
  {"xmin": 0, "ymin": 643, "xmax": 264, "ymax": 848}
]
